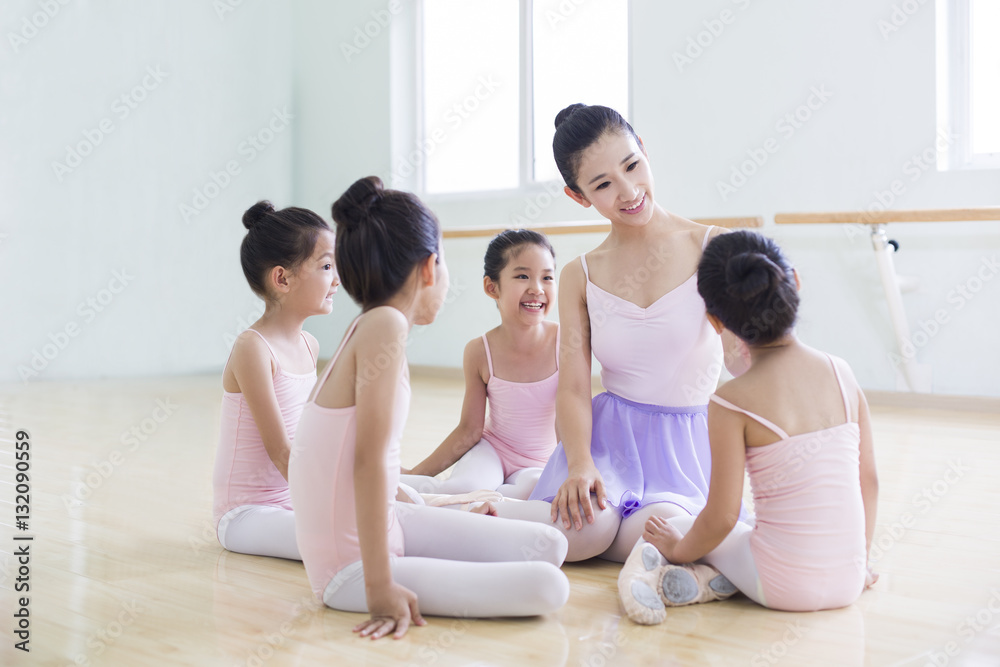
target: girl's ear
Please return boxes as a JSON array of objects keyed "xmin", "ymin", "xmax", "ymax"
[
  {"xmin": 792, "ymin": 268, "xmax": 802, "ymax": 291},
  {"xmin": 564, "ymin": 185, "xmax": 591, "ymax": 208},
  {"xmin": 420, "ymin": 253, "xmax": 439, "ymax": 287},
  {"xmin": 483, "ymin": 276, "xmax": 500, "ymax": 301},
  {"xmin": 269, "ymin": 266, "xmax": 293, "ymax": 295},
  {"xmin": 706, "ymin": 313, "xmax": 726, "ymax": 335}
]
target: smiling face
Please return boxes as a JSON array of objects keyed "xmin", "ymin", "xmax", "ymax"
[
  {"xmin": 485, "ymin": 243, "xmax": 556, "ymax": 325},
  {"xmin": 288, "ymin": 229, "xmax": 339, "ymax": 316},
  {"xmin": 568, "ymin": 130, "xmax": 655, "ymax": 227}
]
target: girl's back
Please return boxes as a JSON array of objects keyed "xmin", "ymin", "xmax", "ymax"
[{"xmin": 713, "ymin": 346, "xmax": 867, "ymax": 611}]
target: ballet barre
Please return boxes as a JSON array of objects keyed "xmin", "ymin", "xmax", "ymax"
[
  {"xmin": 441, "ymin": 216, "xmax": 764, "ymax": 239},
  {"xmin": 775, "ymin": 207, "xmax": 1000, "ymax": 392}
]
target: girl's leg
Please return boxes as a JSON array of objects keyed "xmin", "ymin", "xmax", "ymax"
[
  {"xmin": 497, "ymin": 467, "xmax": 543, "ymax": 500},
  {"xmin": 325, "ymin": 502, "xmax": 570, "ymax": 616},
  {"xmin": 400, "ymin": 440, "xmax": 505, "ymax": 494},
  {"xmin": 216, "ymin": 505, "xmax": 300, "ymax": 560},
  {"xmin": 325, "ymin": 557, "xmax": 568, "ymax": 617},
  {"xmin": 664, "ymin": 515, "xmax": 764, "ymax": 605},
  {"xmin": 601, "ymin": 501, "xmax": 690, "ymax": 563},
  {"xmin": 397, "ymin": 501, "xmax": 567, "ymax": 565},
  {"xmin": 492, "ymin": 497, "xmax": 621, "ymax": 562}
]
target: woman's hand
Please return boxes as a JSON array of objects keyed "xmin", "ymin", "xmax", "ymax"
[
  {"xmin": 865, "ymin": 565, "xmax": 879, "ymax": 589},
  {"xmin": 642, "ymin": 515, "xmax": 685, "ymax": 562},
  {"xmin": 354, "ymin": 582, "xmax": 425, "ymax": 640},
  {"xmin": 551, "ymin": 462, "xmax": 607, "ymax": 530}
]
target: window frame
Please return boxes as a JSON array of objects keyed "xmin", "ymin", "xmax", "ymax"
[
  {"xmin": 397, "ymin": 0, "xmax": 632, "ymax": 200},
  {"xmin": 937, "ymin": 0, "xmax": 1000, "ymax": 170}
]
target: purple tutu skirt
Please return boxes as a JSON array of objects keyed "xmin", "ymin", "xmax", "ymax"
[{"xmin": 530, "ymin": 392, "xmax": 744, "ymax": 519}]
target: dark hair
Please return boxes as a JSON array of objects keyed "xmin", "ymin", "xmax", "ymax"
[
  {"xmin": 553, "ymin": 103, "xmax": 640, "ymax": 192},
  {"xmin": 331, "ymin": 176, "xmax": 440, "ymax": 307},
  {"xmin": 483, "ymin": 229, "xmax": 556, "ymax": 282},
  {"xmin": 697, "ymin": 231, "xmax": 799, "ymax": 345},
  {"xmin": 240, "ymin": 200, "xmax": 331, "ymax": 300}
]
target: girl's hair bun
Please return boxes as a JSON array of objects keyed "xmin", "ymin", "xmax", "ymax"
[
  {"xmin": 725, "ymin": 252, "xmax": 784, "ymax": 300},
  {"xmin": 554, "ymin": 103, "xmax": 587, "ymax": 129},
  {"xmin": 331, "ymin": 176, "xmax": 384, "ymax": 230},
  {"xmin": 243, "ymin": 200, "xmax": 275, "ymax": 230}
]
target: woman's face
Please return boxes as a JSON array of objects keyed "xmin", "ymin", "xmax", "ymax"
[{"xmin": 570, "ymin": 130, "xmax": 655, "ymax": 228}]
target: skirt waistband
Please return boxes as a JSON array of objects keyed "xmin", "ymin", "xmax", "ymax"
[{"xmin": 599, "ymin": 391, "xmax": 708, "ymax": 415}]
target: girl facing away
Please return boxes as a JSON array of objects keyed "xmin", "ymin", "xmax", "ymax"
[
  {"xmin": 401, "ymin": 230, "xmax": 560, "ymax": 500},
  {"xmin": 213, "ymin": 201, "xmax": 339, "ymax": 560},
  {"xmin": 290, "ymin": 177, "xmax": 569, "ymax": 640},
  {"xmin": 618, "ymin": 230, "xmax": 879, "ymax": 624}
]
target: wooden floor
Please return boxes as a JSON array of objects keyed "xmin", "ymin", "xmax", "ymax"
[{"xmin": 2, "ymin": 373, "xmax": 999, "ymax": 666}]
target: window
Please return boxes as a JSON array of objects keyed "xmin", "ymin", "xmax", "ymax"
[
  {"xmin": 937, "ymin": 0, "xmax": 1000, "ymax": 169},
  {"xmin": 417, "ymin": 0, "xmax": 630, "ymax": 195}
]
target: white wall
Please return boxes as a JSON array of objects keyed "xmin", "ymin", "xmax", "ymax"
[
  {"xmin": 4, "ymin": 1, "xmax": 997, "ymax": 397},
  {"xmin": 1, "ymin": 1, "xmax": 293, "ymax": 384},
  {"xmin": 297, "ymin": 0, "xmax": 1000, "ymax": 397}
]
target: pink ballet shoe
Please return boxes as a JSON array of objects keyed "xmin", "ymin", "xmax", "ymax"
[{"xmin": 618, "ymin": 540, "xmax": 738, "ymax": 625}]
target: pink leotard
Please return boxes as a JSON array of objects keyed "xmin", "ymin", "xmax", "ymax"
[
  {"xmin": 584, "ymin": 227, "xmax": 722, "ymax": 406},
  {"xmin": 710, "ymin": 355, "xmax": 867, "ymax": 612},
  {"xmin": 213, "ymin": 330, "xmax": 316, "ymax": 525},
  {"xmin": 290, "ymin": 316, "xmax": 406, "ymax": 599},
  {"xmin": 480, "ymin": 331, "xmax": 559, "ymax": 478}
]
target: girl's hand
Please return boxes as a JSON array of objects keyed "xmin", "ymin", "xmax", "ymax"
[
  {"xmin": 865, "ymin": 565, "xmax": 879, "ymax": 589},
  {"xmin": 642, "ymin": 515, "xmax": 684, "ymax": 562},
  {"xmin": 552, "ymin": 462, "xmax": 607, "ymax": 530},
  {"xmin": 469, "ymin": 501, "xmax": 498, "ymax": 516},
  {"xmin": 354, "ymin": 583, "xmax": 425, "ymax": 640}
]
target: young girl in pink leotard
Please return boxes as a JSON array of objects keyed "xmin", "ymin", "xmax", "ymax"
[
  {"xmin": 213, "ymin": 201, "xmax": 338, "ymax": 560},
  {"xmin": 400, "ymin": 230, "xmax": 559, "ymax": 500},
  {"xmin": 617, "ymin": 230, "xmax": 879, "ymax": 624},
  {"xmin": 290, "ymin": 177, "xmax": 569, "ymax": 640}
]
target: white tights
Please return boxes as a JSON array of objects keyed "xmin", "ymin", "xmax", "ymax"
[
  {"xmin": 665, "ymin": 515, "xmax": 765, "ymax": 605},
  {"xmin": 400, "ymin": 440, "xmax": 543, "ymax": 500},
  {"xmin": 494, "ymin": 498, "xmax": 702, "ymax": 563},
  {"xmin": 324, "ymin": 502, "xmax": 570, "ymax": 617},
  {"xmin": 216, "ymin": 505, "xmax": 300, "ymax": 560}
]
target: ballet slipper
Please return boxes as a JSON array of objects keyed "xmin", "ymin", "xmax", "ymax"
[
  {"xmin": 617, "ymin": 540, "xmax": 668, "ymax": 625},
  {"xmin": 618, "ymin": 540, "xmax": 738, "ymax": 625},
  {"xmin": 419, "ymin": 490, "xmax": 504, "ymax": 510}
]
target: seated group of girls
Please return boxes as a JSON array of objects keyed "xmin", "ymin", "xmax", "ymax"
[{"xmin": 212, "ymin": 104, "xmax": 879, "ymax": 640}]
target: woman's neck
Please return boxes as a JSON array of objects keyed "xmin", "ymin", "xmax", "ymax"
[{"xmin": 606, "ymin": 204, "xmax": 672, "ymax": 246}]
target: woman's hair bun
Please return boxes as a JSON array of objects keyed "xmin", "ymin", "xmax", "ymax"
[
  {"xmin": 725, "ymin": 252, "xmax": 783, "ymax": 300},
  {"xmin": 554, "ymin": 103, "xmax": 587, "ymax": 129},
  {"xmin": 331, "ymin": 175, "xmax": 384, "ymax": 230},
  {"xmin": 243, "ymin": 200, "xmax": 275, "ymax": 230}
]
